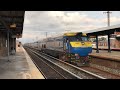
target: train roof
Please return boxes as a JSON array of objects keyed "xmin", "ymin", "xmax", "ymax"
[
  {"xmin": 36, "ymin": 32, "xmax": 87, "ymax": 43},
  {"xmin": 63, "ymin": 32, "xmax": 87, "ymax": 36}
]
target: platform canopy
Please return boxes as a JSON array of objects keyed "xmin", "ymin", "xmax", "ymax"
[
  {"xmin": 0, "ymin": 11, "xmax": 25, "ymax": 38},
  {"xmin": 83, "ymin": 24, "xmax": 120, "ymax": 53},
  {"xmin": 84, "ymin": 24, "xmax": 120, "ymax": 36}
]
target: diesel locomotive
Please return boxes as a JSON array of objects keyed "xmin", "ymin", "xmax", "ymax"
[{"xmin": 27, "ymin": 32, "xmax": 92, "ymax": 66}]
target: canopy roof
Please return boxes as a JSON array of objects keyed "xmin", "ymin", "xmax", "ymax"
[{"xmin": 0, "ymin": 11, "xmax": 25, "ymax": 38}]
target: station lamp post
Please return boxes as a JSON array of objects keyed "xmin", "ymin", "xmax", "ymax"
[
  {"xmin": 11, "ymin": 23, "xmax": 16, "ymax": 52},
  {"xmin": 7, "ymin": 23, "xmax": 16, "ymax": 62},
  {"xmin": 7, "ymin": 29, "xmax": 10, "ymax": 62}
]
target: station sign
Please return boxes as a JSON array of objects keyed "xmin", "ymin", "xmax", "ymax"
[{"xmin": 10, "ymin": 24, "xmax": 16, "ymax": 29}]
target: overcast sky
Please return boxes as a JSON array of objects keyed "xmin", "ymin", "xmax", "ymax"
[{"xmin": 19, "ymin": 11, "xmax": 120, "ymax": 44}]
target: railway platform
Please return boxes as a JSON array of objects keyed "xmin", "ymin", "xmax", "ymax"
[
  {"xmin": 0, "ymin": 45, "xmax": 44, "ymax": 79},
  {"xmin": 89, "ymin": 49, "xmax": 120, "ymax": 62},
  {"xmin": 92, "ymin": 46, "xmax": 120, "ymax": 51},
  {"xmin": 89, "ymin": 48, "xmax": 120, "ymax": 76}
]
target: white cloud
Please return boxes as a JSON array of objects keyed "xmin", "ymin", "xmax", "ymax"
[{"xmin": 20, "ymin": 11, "xmax": 120, "ymax": 44}]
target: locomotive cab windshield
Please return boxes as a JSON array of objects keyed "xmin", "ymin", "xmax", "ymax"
[
  {"xmin": 76, "ymin": 33, "xmax": 89, "ymax": 42},
  {"xmin": 64, "ymin": 33, "xmax": 89, "ymax": 42}
]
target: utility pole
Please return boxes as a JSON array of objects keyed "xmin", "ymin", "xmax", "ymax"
[
  {"xmin": 103, "ymin": 11, "xmax": 112, "ymax": 53},
  {"xmin": 103, "ymin": 11, "xmax": 112, "ymax": 26}
]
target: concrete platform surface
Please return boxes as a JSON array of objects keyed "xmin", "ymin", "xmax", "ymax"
[
  {"xmin": 89, "ymin": 49, "xmax": 120, "ymax": 61},
  {"xmin": 92, "ymin": 46, "xmax": 120, "ymax": 51},
  {"xmin": 0, "ymin": 45, "xmax": 44, "ymax": 79}
]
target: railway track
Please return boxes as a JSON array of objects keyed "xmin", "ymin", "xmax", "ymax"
[
  {"xmin": 24, "ymin": 46, "xmax": 105, "ymax": 79},
  {"xmin": 40, "ymin": 51, "xmax": 120, "ymax": 79},
  {"xmin": 25, "ymin": 47, "xmax": 80, "ymax": 79}
]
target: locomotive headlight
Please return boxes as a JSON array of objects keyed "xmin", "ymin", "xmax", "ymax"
[
  {"xmin": 75, "ymin": 54, "xmax": 79, "ymax": 56},
  {"xmin": 81, "ymin": 42, "xmax": 85, "ymax": 45},
  {"xmin": 75, "ymin": 53, "xmax": 79, "ymax": 59}
]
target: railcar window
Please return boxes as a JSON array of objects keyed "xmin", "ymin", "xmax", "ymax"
[{"xmin": 56, "ymin": 39, "xmax": 63, "ymax": 41}]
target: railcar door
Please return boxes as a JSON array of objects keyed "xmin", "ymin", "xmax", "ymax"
[{"xmin": 63, "ymin": 37, "xmax": 70, "ymax": 52}]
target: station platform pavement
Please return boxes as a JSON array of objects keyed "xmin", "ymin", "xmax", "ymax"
[
  {"xmin": 0, "ymin": 45, "xmax": 44, "ymax": 79},
  {"xmin": 89, "ymin": 49, "xmax": 120, "ymax": 62}
]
